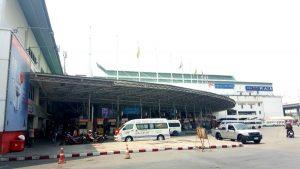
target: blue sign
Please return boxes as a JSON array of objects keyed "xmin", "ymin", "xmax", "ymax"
[
  {"xmin": 215, "ymin": 83, "xmax": 235, "ymax": 89},
  {"xmin": 245, "ymin": 86, "xmax": 273, "ymax": 91},
  {"xmin": 5, "ymin": 36, "xmax": 30, "ymax": 131},
  {"xmin": 123, "ymin": 106, "xmax": 140, "ymax": 115}
]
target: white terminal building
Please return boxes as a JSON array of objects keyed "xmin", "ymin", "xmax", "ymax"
[{"xmin": 97, "ymin": 64, "xmax": 284, "ymax": 121}]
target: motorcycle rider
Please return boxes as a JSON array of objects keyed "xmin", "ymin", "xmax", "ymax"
[
  {"xmin": 87, "ymin": 130, "xmax": 95, "ymax": 142},
  {"xmin": 285, "ymin": 121, "xmax": 293, "ymax": 137}
]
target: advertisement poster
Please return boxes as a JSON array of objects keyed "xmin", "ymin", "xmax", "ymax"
[
  {"xmin": 4, "ymin": 35, "xmax": 30, "ymax": 131},
  {"xmin": 102, "ymin": 108, "xmax": 109, "ymax": 118}
]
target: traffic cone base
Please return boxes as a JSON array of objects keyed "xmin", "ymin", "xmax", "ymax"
[
  {"xmin": 124, "ymin": 144, "xmax": 131, "ymax": 159},
  {"xmin": 58, "ymin": 148, "xmax": 66, "ymax": 164}
]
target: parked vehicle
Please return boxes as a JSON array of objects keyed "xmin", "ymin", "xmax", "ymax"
[
  {"xmin": 243, "ymin": 119, "xmax": 262, "ymax": 129},
  {"xmin": 263, "ymin": 119, "xmax": 285, "ymax": 127},
  {"xmin": 86, "ymin": 130, "xmax": 107, "ymax": 143},
  {"xmin": 220, "ymin": 119, "xmax": 262, "ymax": 129},
  {"xmin": 167, "ymin": 120, "xmax": 182, "ymax": 136},
  {"xmin": 63, "ymin": 132, "xmax": 87, "ymax": 145},
  {"xmin": 114, "ymin": 118, "xmax": 170, "ymax": 142},
  {"xmin": 212, "ymin": 123, "xmax": 262, "ymax": 144}
]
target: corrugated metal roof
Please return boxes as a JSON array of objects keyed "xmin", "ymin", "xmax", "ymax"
[{"xmin": 18, "ymin": 0, "xmax": 63, "ymax": 74}]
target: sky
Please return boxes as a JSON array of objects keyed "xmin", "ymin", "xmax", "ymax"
[{"xmin": 45, "ymin": 0, "xmax": 300, "ymax": 104}]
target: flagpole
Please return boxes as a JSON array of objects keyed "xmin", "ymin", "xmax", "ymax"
[
  {"xmin": 116, "ymin": 34, "xmax": 119, "ymax": 80},
  {"xmin": 155, "ymin": 48, "xmax": 158, "ymax": 83}
]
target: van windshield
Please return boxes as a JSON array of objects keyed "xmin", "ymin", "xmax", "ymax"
[{"xmin": 169, "ymin": 123, "xmax": 180, "ymax": 127}]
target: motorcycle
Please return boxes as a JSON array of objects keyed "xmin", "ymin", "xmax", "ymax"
[
  {"xmin": 287, "ymin": 130, "xmax": 294, "ymax": 138},
  {"xmin": 63, "ymin": 132, "xmax": 87, "ymax": 145},
  {"xmin": 86, "ymin": 131, "xmax": 108, "ymax": 143}
]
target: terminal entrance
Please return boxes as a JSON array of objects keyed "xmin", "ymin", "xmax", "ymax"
[{"xmin": 28, "ymin": 73, "xmax": 235, "ymax": 146}]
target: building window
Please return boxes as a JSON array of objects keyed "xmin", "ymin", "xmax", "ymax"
[
  {"xmin": 258, "ymin": 103, "xmax": 261, "ymax": 106},
  {"xmin": 259, "ymin": 111, "xmax": 262, "ymax": 115},
  {"xmin": 238, "ymin": 111, "xmax": 256, "ymax": 115},
  {"xmin": 227, "ymin": 109, "xmax": 237, "ymax": 115}
]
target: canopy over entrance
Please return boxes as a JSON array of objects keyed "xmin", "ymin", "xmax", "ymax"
[{"xmin": 30, "ymin": 73, "xmax": 235, "ymax": 113}]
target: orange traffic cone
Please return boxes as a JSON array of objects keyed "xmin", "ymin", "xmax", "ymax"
[
  {"xmin": 58, "ymin": 147, "xmax": 66, "ymax": 164},
  {"xmin": 124, "ymin": 144, "xmax": 131, "ymax": 159}
]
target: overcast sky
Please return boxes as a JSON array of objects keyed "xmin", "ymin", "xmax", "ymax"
[{"xmin": 46, "ymin": 0, "xmax": 300, "ymax": 104}]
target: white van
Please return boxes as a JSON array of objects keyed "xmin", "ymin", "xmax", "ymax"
[
  {"xmin": 167, "ymin": 120, "xmax": 182, "ymax": 136},
  {"xmin": 114, "ymin": 118, "xmax": 171, "ymax": 142}
]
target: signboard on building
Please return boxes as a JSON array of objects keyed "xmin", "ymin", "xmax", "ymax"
[
  {"xmin": 215, "ymin": 83, "xmax": 235, "ymax": 89},
  {"xmin": 4, "ymin": 35, "xmax": 30, "ymax": 132},
  {"xmin": 245, "ymin": 86, "xmax": 273, "ymax": 91}
]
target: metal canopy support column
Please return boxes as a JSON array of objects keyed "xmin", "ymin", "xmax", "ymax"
[
  {"xmin": 140, "ymin": 98, "xmax": 143, "ymax": 119},
  {"xmin": 158, "ymin": 99, "xmax": 161, "ymax": 118},
  {"xmin": 88, "ymin": 94, "xmax": 91, "ymax": 120},
  {"xmin": 87, "ymin": 94, "xmax": 92, "ymax": 130},
  {"xmin": 193, "ymin": 104, "xmax": 196, "ymax": 120},
  {"xmin": 173, "ymin": 103, "xmax": 176, "ymax": 119},
  {"xmin": 117, "ymin": 97, "xmax": 120, "ymax": 127},
  {"xmin": 185, "ymin": 105, "xmax": 188, "ymax": 119}
]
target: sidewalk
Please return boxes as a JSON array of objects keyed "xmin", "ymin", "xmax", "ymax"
[{"xmin": 0, "ymin": 135, "xmax": 243, "ymax": 162}]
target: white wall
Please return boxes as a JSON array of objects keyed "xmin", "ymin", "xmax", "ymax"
[
  {"xmin": 0, "ymin": 30, "xmax": 11, "ymax": 132},
  {"xmin": 1, "ymin": 0, "xmax": 51, "ymax": 73},
  {"xmin": 262, "ymin": 97, "xmax": 284, "ymax": 119}
]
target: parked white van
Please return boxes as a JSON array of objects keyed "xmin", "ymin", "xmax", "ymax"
[
  {"xmin": 167, "ymin": 120, "xmax": 182, "ymax": 136},
  {"xmin": 114, "ymin": 118, "xmax": 171, "ymax": 142}
]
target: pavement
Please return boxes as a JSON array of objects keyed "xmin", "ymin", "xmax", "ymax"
[
  {"xmin": 1, "ymin": 126, "xmax": 300, "ymax": 169},
  {"xmin": 0, "ymin": 132, "xmax": 241, "ymax": 162}
]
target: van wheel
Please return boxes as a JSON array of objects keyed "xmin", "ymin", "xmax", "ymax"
[
  {"xmin": 254, "ymin": 139, "xmax": 261, "ymax": 144},
  {"xmin": 172, "ymin": 131, "xmax": 179, "ymax": 136},
  {"xmin": 216, "ymin": 133, "xmax": 223, "ymax": 140},
  {"xmin": 157, "ymin": 135, "xmax": 165, "ymax": 141},
  {"xmin": 125, "ymin": 136, "xmax": 133, "ymax": 142}
]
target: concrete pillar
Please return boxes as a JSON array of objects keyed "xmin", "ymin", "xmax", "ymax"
[
  {"xmin": 33, "ymin": 116, "xmax": 38, "ymax": 129},
  {"xmin": 34, "ymin": 85, "xmax": 39, "ymax": 105}
]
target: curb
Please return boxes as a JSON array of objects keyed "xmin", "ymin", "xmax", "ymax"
[{"xmin": 0, "ymin": 144, "xmax": 243, "ymax": 162}]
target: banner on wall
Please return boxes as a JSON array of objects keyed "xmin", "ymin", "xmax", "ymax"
[
  {"xmin": 245, "ymin": 86, "xmax": 273, "ymax": 91},
  {"xmin": 214, "ymin": 83, "xmax": 235, "ymax": 89},
  {"xmin": 4, "ymin": 35, "xmax": 30, "ymax": 132}
]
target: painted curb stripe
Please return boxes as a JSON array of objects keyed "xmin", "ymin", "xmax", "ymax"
[
  {"xmin": 100, "ymin": 152, "xmax": 108, "ymax": 155},
  {"xmin": 1, "ymin": 144, "xmax": 243, "ymax": 162},
  {"xmin": 139, "ymin": 149, "xmax": 146, "ymax": 153}
]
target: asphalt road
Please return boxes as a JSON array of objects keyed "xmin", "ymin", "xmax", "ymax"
[{"xmin": 1, "ymin": 127, "xmax": 300, "ymax": 169}]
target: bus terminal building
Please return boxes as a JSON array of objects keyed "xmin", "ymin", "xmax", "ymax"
[{"xmin": 0, "ymin": 0, "xmax": 283, "ymax": 154}]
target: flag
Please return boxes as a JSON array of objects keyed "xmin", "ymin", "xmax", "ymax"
[
  {"xmin": 178, "ymin": 61, "xmax": 183, "ymax": 69},
  {"xmin": 194, "ymin": 69, "xmax": 197, "ymax": 75},
  {"xmin": 137, "ymin": 46, "xmax": 140, "ymax": 59}
]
